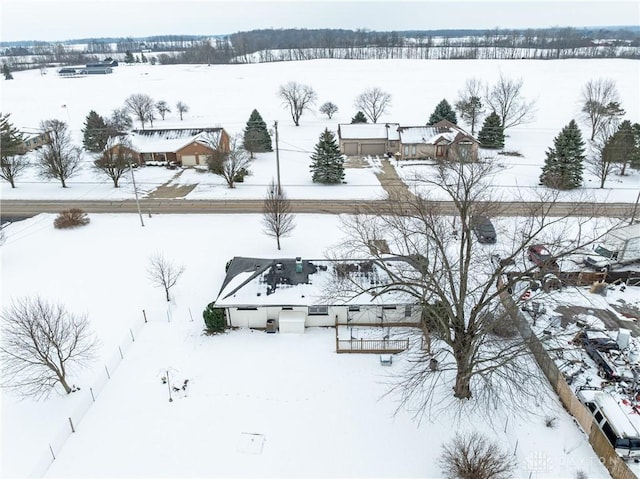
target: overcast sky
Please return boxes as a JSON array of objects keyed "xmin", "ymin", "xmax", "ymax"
[{"xmin": 1, "ymin": 0, "xmax": 638, "ymax": 43}]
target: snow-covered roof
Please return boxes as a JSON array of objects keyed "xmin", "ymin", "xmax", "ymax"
[
  {"xmin": 398, "ymin": 126, "xmax": 454, "ymax": 144},
  {"xmin": 215, "ymin": 256, "xmax": 417, "ymax": 307},
  {"xmin": 338, "ymin": 123, "xmax": 400, "ymax": 141},
  {"xmin": 127, "ymin": 128, "xmax": 223, "ymax": 153}
]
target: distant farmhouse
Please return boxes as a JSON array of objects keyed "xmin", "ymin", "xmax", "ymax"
[
  {"xmin": 214, "ymin": 256, "xmax": 420, "ymax": 332},
  {"xmin": 19, "ymin": 131, "xmax": 50, "ymax": 153},
  {"xmin": 338, "ymin": 119, "xmax": 479, "ymax": 162},
  {"xmin": 109, "ymin": 127, "xmax": 230, "ymax": 167},
  {"xmin": 58, "ymin": 60, "xmax": 116, "ymax": 77}
]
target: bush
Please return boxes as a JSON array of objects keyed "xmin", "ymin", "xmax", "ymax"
[
  {"xmin": 54, "ymin": 209, "xmax": 90, "ymax": 229},
  {"xmin": 203, "ymin": 302, "xmax": 226, "ymax": 333},
  {"xmin": 438, "ymin": 431, "xmax": 516, "ymax": 479},
  {"xmin": 234, "ymin": 167, "xmax": 249, "ymax": 183}
]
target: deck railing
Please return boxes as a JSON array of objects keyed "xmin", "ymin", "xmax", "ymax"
[{"xmin": 336, "ymin": 338, "xmax": 410, "ymax": 354}]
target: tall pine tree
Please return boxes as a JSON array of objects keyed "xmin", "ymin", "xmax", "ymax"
[
  {"xmin": 82, "ymin": 111, "xmax": 110, "ymax": 152},
  {"xmin": 351, "ymin": 111, "xmax": 368, "ymax": 124},
  {"xmin": 540, "ymin": 119, "xmax": 585, "ymax": 190},
  {"xmin": 428, "ymin": 99, "xmax": 457, "ymax": 125},
  {"xmin": 0, "ymin": 113, "xmax": 27, "ymax": 188},
  {"xmin": 310, "ymin": 128, "xmax": 345, "ymax": 184},
  {"xmin": 604, "ymin": 120, "xmax": 639, "ymax": 175},
  {"xmin": 243, "ymin": 109, "xmax": 272, "ymax": 158},
  {"xmin": 477, "ymin": 111, "xmax": 505, "ymax": 148}
]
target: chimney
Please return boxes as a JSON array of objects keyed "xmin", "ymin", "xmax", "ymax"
[{"xmin": 295, "ymin": 257, "xmax": 303, "ymax": 273}]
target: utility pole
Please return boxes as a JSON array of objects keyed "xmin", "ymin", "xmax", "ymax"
[
  {"xmin": 128, "ymin": 161, "xmax": 145, "ymax": 227},
  {"xmin": 273, "ymin": 121, "xmax": 281, "ymax": 195}
]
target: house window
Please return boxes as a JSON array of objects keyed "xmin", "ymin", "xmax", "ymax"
[
  {"xmin": 411, "ymin": 145, "xmax": 417, "ymax": 155},
  {"xmin": 382, "ymin": 305, "xmax": 397, "ymax": 310},
  {"xmin": 348, "ymin": 306, "xmax": 360, "ymax": 312},
  {"xmin": 282, "ymin": 307, "xmax": 293, "ymax": 310},
  {"xmin": 404, "ymin": 305, "xmax": 412, "ymax": 318},
  {"xmin": 436, "ymin": 145, "xmax": 445, "ymax": 157},
  {"xmin": 237, "ymin": 307, "xmax": 258, "ymax": 311},
  {"xmin": 308, "ymin": 305, "xmax": 328, "ymax": 315},
  {"xmin": 389, "ymin": 141, "xmax": 396, "ymax": 148},
  {"xmin": 403, "ymin": 145, "xmax": 409, "ymax": 156}
]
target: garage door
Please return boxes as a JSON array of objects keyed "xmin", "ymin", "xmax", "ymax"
[
  {"xmin": 361, "ymin": 143, "xmax": 385, "ymax": 156},
  {"xmin": 343, "ymin": 142, "xmax": 359, "ymax": 156},
  {"xmin": 181, "ymin": 155, "xmax": 197, "ymax": 166}
]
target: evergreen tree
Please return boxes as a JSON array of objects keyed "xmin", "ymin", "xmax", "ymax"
[
  {"xmin": 0, "ymin": 113, "xmax": 27, "ymax": 188},
  {"xmin": 82, "ymin": 111, "xmax": 110, "ymax": 152},
  {"xmin": 351, "ymin": 111, "xmax": 368, "ymax": 124},
  {"xmin": 477, "ymin": 111, "xmax": 505, "ymax": 148},
  {"xmin": 540, "ymin": 119, "xmax": 585, "ymax": 190},
  {"xmin": 631, "ymin": 123, "xmax": 640, "ymax": 170},
  {"xmin": 604, "ymin": 120, "xmax": 638, "ymax": 175},
  {"xmin": 2, "ymin": 63, "xmax": 14, "ymax": 80},
  {"xmin": 124, "ymin": 51, "xmax": 135, "ymax": 64},
  {"xmin": 140, "ymin": 52, "xmax": 148, "ymax": 63},
  {"xmin": 428, "ymin": 99, "xmax": 457, "ymax": 125},
  {"xmin": 310, "ymin": 128, "xmax": 345, "ymax": 184},
  {"xmin": 243, "ymin": 109, "xmax": 272, "ymax": 158}
]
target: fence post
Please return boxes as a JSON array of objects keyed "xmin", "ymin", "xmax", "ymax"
[
  {"xmin": 68, "ymin": 417, "xmax": 75, "ymax": 433},
  {"xmin": 188, "ymin": 308, "xmax": 194, "ymax": 322},
  {"xmin": 118, "ymin": 346, "xmax": 124, "ymax": 359},
  {"xmin": 49, "ymin": 443, "xmax": 56, "ymax": 460},
  {"xmin": 142, "ymin": 309, "xmax": 147, "ymax": 323},
  {"xmin": 105, "ymin": 364, "xmax": 111, "ymax": 379},
  {"xmin": 513, "ymin": 439, "xmax": 518, "ymax": 456},
  {"xmin": 130, "ymin": 328, "xmax": 135, "ymax": 342},
  {"xmin": 90, "ymin": 387, "xmax": 95, "ymax": 402}
]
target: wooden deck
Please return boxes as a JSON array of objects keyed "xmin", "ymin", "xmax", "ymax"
[{"xmin": 336, "ymin": 338, "xmax": 410, "ymax": 354}]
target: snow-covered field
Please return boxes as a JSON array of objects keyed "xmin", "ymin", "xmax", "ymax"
[
  {"xmin": 1, "ymin": 59, "xmax": 639, "ymax": 202},
  {"xmin": 1, "ymin": 213, "xmax": 614, "ymax": 478}
]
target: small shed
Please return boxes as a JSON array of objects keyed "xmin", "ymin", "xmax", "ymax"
[{"xmin": 278, "ymin": 310, "xmax": 305, "ymax": 334}]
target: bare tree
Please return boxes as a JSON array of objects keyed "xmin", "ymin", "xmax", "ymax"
[
  {"xmin": 176, "ymin": 101, "xmax": 189, "ymax": 121},
  {"xmin": 278, "ymin": 81, "xmax": 317, "ymax": 126},
  {"xmin": 354, "ymin": 87, "xmax": 392, "ymax": 123},
  {"xmin": 438, "ymin": 431, "xmax": 516, "ymax": 479},
  {"xmin": 262, "ymin": 179, "xmax": 296, "ymax": 250},
  {"xmin": 0, "ymin": 296, "xmax": 98, "ymax": 398},
  {"xmin": 329, "ymin": 160, "xmax": 615, "ymax": 420},
  {"xmin": 586, "ymin": 120, "xmax": 619, "ymax": 189},
  {"xmin": 319, "ymin": 101, "xmax": 339, "ymax": 119},
  {"xmin": 37, "ymin": 119, "xmax": 81, "ymax": 188},
  {"xmin": 580, "ymin": 78, "xmax": 625, "ymax": 141},
  {"xmin": 1, "ymin": 155, "xmax": 29, "ymax": 189},
  {"xmin": 455, "ymin": 78, "xmax": 486, "ymax": 135},
  {"xmin": 206, "ymin": 136, "xmax": 251, "ymax": 188},
  {"xmin": 485, "ymin": 73, "xmax": 535, "ymax": 130},
  {"xmin": 147, "ymin": 253, "xmax": 185, "ymax": 302},
  {"xmin": 94, "ymin": 136, "xmax": 135, "ymax": 187},
  {"xmin": 124, "ymin": 93, "xmax": 155, "ymax": 129},
  {"xmin": 156, "ymin": 100, "xmax": 171, "ymax": 120}
]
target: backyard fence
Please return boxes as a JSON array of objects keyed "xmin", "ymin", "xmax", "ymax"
[
  {"xmin": 336, "ymin": 338, "xmax": 410, "ymax": 354},
  {"xmin": 29, "ymin": 309, "xmax": 162, "ymax": 478},
  {"xmin": 498, "ymin": 279, "xmax": 637, "ymax": 479}
]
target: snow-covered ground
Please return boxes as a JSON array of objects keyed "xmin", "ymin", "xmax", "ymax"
[
  {"xmin": 0, "ymin": 213, "xmax": 615, "ymax": 478},
  {"xmin": 1, "ymin": 59, "xmax": 639, "ymax": 202}
]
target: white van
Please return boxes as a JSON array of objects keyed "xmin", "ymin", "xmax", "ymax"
[{"xmin": 577, "ymin": 387, "xmax": 640, "ymax": 460}]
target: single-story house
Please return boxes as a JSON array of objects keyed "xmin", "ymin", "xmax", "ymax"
[
  {"xmin": 338, "ymin": 120, "xmax": 479, "ymax": 162},
  {"xmin": 337, "ymin": 123, "xmax": 400, "ymax": 157},
  {"xmin": 111, "ymin": 127, "xmax": 230, "ymax": 166},
  {"xmin": 214, "ymin": 256, "xmax": 421, "ymax": 332}
]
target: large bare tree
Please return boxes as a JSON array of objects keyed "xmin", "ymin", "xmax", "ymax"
[
  {"xmin": 206, "ymin": 136, "xmax": 251, "ymax": 188},
  {"xmin": 94, "ymin": 136, "xmax": 135, "ymax": 187},
  {"xmin": 176, "ymin": 101, "xmax": 189, "ymax": 121},
  {"xmin": 328, "ymin": 158, "xmax": 615, "ymax": 420},
  {"xmin": 262, "ymin": 179, "xmax": 296, "ymax": 250},
  {"xmin": 278, "ymin": 81, "xmax": 317, "ymax": 126},
  {"xmin": 580, "ymin": 78, "xmax": 625, "ymax": 141},
  {"xmin": 454, "ymin": 78, "xmax": 485, "ymax": 135},
  {"xmin": 0, "ymin": 297, "xmax": 98, "ymax": 398},
  {"xmin": 124, "ymin": 93, "xmax": 155, "ymax": 129},
  {"xmin": 485, "ymin": 73, "xmax": 535, "ymax": 130},
  {"xmin": 147, "ymin": 253, "xmax": 185, "ymax": 302},
  {"xmin": 37, "ymin": 119, "xmax": 81, "ymax": 188},
  {"xmin": 354, "ymin": 87, "xmax": 392, "ymax": 123}
]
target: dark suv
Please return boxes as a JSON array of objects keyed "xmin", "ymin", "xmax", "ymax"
[{"xmin": 471, "ymin": 216, "xmax": 496, "ymax": 243}]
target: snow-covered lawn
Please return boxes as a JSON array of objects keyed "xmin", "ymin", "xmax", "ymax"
[
  {"xmin": 0, "ymin": 213, "xmax": 613, "ymax": 478},
  {"xmin": 1, "ymin": 59, "xmax": 638, "ymax": 202}
]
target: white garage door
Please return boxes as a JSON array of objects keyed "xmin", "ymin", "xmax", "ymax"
[
  {"xmin": 361, "ymin": 143, "xmax": 385, "ymax": 156},
  {"xmin": 278, "ymin": 310, "xmax": 305, "ymax": 334},
  {"xmin": 181, "ymin": 155, "xmax": 197, "ymax": 166},
  {"xmin": 343, "ymin": 142, "xmax": 359, "ymax": 156}
]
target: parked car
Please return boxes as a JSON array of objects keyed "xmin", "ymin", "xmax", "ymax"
[
  {"xmin": 528, "ymin": 244, "xmax": 559, "ymax": 271},
  {"xmin": 471, "ymin": 216, "xmax": 496, "ymax": 243}
]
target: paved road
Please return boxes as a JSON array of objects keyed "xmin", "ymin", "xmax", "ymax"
[{"xmin": 1, "ymin": 199, "xmax": 636, "ymax": 218}]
